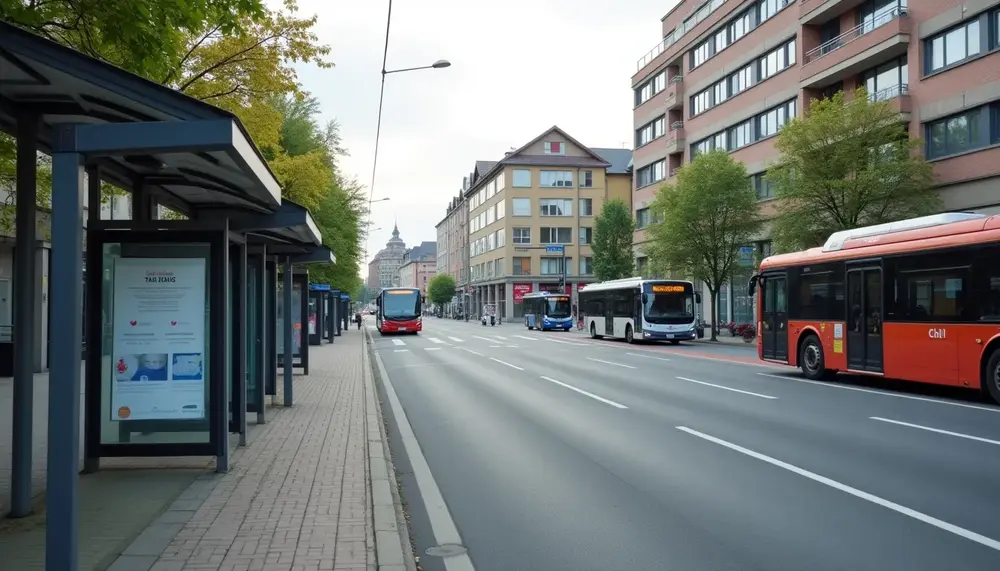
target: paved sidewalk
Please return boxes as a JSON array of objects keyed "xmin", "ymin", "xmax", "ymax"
[{"xmin": 109, "ymin": 331, "xmax": 382, "ymax": 571}]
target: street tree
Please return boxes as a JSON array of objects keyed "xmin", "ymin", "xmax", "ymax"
[
  {"xmin": 646, "ymin": 149, "xmax": 762, "ymax": 341},
  {"xmin": 768, "ymin": 88, "xmax": 938, "ymax": 252},
  {"xmin": 591, "ymin": 199, "xmax": 635, "ymax": 281},
  {"xmin": 428, "ymin": 274, "xmax": 457, "ymax": 307}
]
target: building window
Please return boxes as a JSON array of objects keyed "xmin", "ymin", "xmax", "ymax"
[
  {"xmin": 512, "ymin": 169, "xmax": 532, "ymax": 187},
  {"xmin": 635, "ymin": 71, "xmax": 666, "ymax": 106},
  {"xmin": 691, "ymin": 91, "xmax": 710, "ymax": 116},
  {"xmin": 758, "ymin": 38, "xmax": 795, "ymax": 81},
  {"xmin": 692, "ymin": 98, "xmax": 796, "ymax": 154},
  {"xmin": 486, "ymin": 207, "xmax": 495, "ymax": 225},
  {"xmin": 540, "ymin": 257, "xmax": 570, "ymax": 275},
  {"xmin": 579, "ymin": 198, "xmax": 593, "ymax": 216},
  {"xmin": 691, "ymin": 40, "xmax": 711, "ymax": 69},
  {"xmin": 579, "ymin": 170, "xmax": 593, "ymax": 188},
  {"xmin": 513, "ymin": 257, "xmax": 531, "ymax": 276},
  {"xmin": 636, "ymin": 160, "xmax": 665, "ymax": 188},
  {"xmin": 512, "ymin": 197, "xmax": 531, "ymax": 216},
  {"xmin": 579, "ymin": 257, "xmax": 593, "ymax": 275},
  {"xmin": 636, "ymin": 116, "xmax": 666, "ymax": 146},
  {"xmin": 636, "ymin": 208, "xmax": 651, "ymax": 229},
  {"xmin": 926, "ymin": 18, "xmax": 982, "ymax": 73},
  {"xmin": 512, "ymin": 227, "xmax": 531, "ymax": 244},
  {"xmin": 636, "ymin": 256, "xmax": 648, "ymax": 276},
  {"xmin": 728, "ymin": 120, "xmax": 753, "ymax": 150},
  {"xmin": 540, "ymin": 198, "xmax": 573, "ymax": 216},
  {"xmin": 863, "ymin": 55, "xmax": 908, "ymax": 101},
  {"xmin": 496, "ymin": 200, "xmax": 506, "ymax": 219},
  {"xmin": 729, "ymin": 9, "xmax": 751, "ymax": 42},
  {"xmin": 540, "ymin": 227, "xmax": 573, "ymax": 244},
  {"xmin": 713, "ymin": 80, "xmax": 728, "ymax": 106},
  {"xmin": 544, "ymin": 141, "xmax": 564, "ymax": 155},
  {"xmin": 730, "ymin": 64, "xmax": 752, "ymax": 96},
  {"xmin": 579, "ymin": 227, "xmax": 593, "ymax": 245},
  {"xmin": 752, "ymin": 172, "xmax": 775, "ymax": 200},
  {"xmin": 496, "ymin": 229, "xmax": 506, "ymax": 247},
  {"xmin": 925, "ymin": 106, "xmax": 989, "ymax": 159},
  {"xmin": 540, "ymin": 171, "xmax": 573, "ymax": 187},
  {"xmin": 758, "ymin": 0, "xmax": 781, "ymax": 22}
]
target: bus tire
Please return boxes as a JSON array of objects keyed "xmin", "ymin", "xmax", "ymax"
[
  {"xmin": 590, "ymin": 322, "xmax": 602, "ymax": 339},
  {"xmin": 625, "ymin": 324, "xmax": 635, "ymax": 344},
  {"xmin": 983, "ymin": 349, "xmax": 1000, "ymax": 404},
  {"xmin": 799, "ymin": 334, "xmax": 831, "ymax": 381}
]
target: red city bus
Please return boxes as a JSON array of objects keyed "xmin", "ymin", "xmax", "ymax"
[
  {"xmin": 748, "ymin": 213, "xmax": 1000, "ymax": 404},
  {"xmin": 376, "ymin": 287, "xmax": 422, "ymax": 334}
]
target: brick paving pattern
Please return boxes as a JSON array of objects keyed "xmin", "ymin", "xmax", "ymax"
[{"xmin": 143, "ymin": 333, "xmax": 375, "ymax": 571}]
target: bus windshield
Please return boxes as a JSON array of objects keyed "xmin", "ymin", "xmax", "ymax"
[
  {"xmin": 643, "ymin": 291, "xmax": 694, "ymax": 324},
  {"xmin": 382, "ymin": 291, "xmax": 420, "ymax": 320},
  {"xmin": 545, "ymin": 297, "xmax": 572, "ymax": 318}
]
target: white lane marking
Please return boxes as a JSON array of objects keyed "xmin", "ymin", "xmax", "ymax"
[
  {"xmin": 546, "ymin": 337, "xmax": 589, "ymax": 346},
  {"xmin": 757, "ymin": 373, "xmax": 1000, "ymax": 413},
  {"xmin": 458, "ymin": 347, "xmax": 484, "ymax": 356},
  {"xmin": 392, "ymin": 339, "xmax": 406, "ymax": 346},
  {"xmin": 448, "ymin": 336, "xmax": 464, "ymax": 343},
  {"xmin": 627, "ymin": 352, "xmax": 670, "ymax": 362},
  {"xmin": 372, "ymin": 342, "xmax": 477, "ymax": 571},
  {"xmin": 394, "ymin": 349, "xmax": 410, "ymax": 353},
  {"xmin": 587, "ymin": 357, "xmax": 636, "ymax": 369},
  {"xmin": 473, "ymin": 335, "xmax": 496, "ymax": 343},
  {"xmin": 425, "ymin": 347, "xmax": 442, "ymax": 351},
  {"xmin": 494, "ymin": 335, "xmax": 508, "ymax": 340},
  {"xmin": 677, "ymin": 426, "xmax": 1000, "ymax": 553},
  {"xmin": 489, "ymin": 357, "xmax": 523, "ymax": 370},
  {"xmin": 871, "ymin": 417, "xmax": 1000, "ymax": 446},
  {"xmin": 513, "ymin": 334, "xmax": 539, "ymax": 340},
  {"xmin": 676, "ymin": 376, "xmax": 777, "ymax": 399},
  {"xmin": 428, "ymin": 337, "xmax": 448, "ymax": 344},
  {"xmin": 540, "ymin": 376, "xmax": 628, "ymax": 409}
]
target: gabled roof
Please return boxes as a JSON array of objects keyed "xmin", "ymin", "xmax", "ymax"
[
  {"xmin": 591, "ymin": 148, "xmax": 633, "ymax": 174},
  {"xmin": 402, "ymin": 241, "xmax": 437, "ymax": 265},
  {"xmin": 463, "ymin": 125, "xmax": 612, "ymax": 197}
]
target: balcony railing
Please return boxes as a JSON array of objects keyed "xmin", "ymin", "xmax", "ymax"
[
  {"xmin": 804, "ymin": 7, "xmax": 905, "ymax": 64},
  {"xmin": 636, "ymin": 0, "xmax": 727, "ymax": 71},
  {"xmin": 870, "ymin": 83, "xmax": 908, "ymax": 102}
]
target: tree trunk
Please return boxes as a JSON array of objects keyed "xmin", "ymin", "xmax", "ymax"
[{"xmin": 709, "ymin": 288, "xmax": 718, "ymax": 342}]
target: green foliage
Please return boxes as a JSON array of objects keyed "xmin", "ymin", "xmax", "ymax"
[
  {"xmin": 768, "ymin": 88, "xmax": 938, "ymax": 252},
  {"xmin": 646, "ymin": 150, "xmax": 762, "ymax": 340},
  {"xmin": 427, "ymin": 274, "xmax": 457, "ymax": 306},
  {"xmin": 591, "ymin": 199, "xmax": 635, "ymax": 281}
]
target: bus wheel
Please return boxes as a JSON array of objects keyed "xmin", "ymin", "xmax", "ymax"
[
  {"xmin": 625, "ymin": 324, "xmax": 635, "ymax": 344},
  {"xmin": 590, "ymin": 323, "xmax": 602, "ymax": 339},
  {"xmin": 799, "ymin": 335, "xmax": 830, "ymax": 381},
  {"xmin": 984, "ymin": 350, "xmax": 1000, "ymax": 404}
]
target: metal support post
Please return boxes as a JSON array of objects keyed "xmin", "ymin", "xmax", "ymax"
[
  {"xmin": 46, "ymin": 151, "xmax": 85, "ymax": 571},
  {"xmin": 282, "ymin": 257, "xmax": 294, "ymax": 406},
  {"xmin": 10, "ymin": 114, "xmax": 38, "ymax": 518}
]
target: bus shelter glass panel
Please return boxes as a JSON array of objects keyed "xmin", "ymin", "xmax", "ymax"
[
  {"xmin": 98, "ymin": 243, "xmax": 211, "ymax": 445},
  {"xmin": 246, "ymin": 256, "xmax": 262, "ymax": 412},
  {"xmin": 276, "ymin": 280, "xmax": 303, "ymax": 365}
]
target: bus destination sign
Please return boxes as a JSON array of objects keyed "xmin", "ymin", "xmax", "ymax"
[{"xmin": 652, "ymin": 285, "xmax": 686, "ymax": 293}]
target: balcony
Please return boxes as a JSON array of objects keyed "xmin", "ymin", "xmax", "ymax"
[
  {"xmin": 800, "ymin": 0, "xmax": 866, "ymax": 25},
  {"xmin": 666, "ymin": 122, "xmax": 685, "ymax": 155},
  {"xmin": 800, "ymin": 7, "xmax": 910, "ymax": 89},
  {"xmin": 665, "ymin": 76, "xmax": 684, "ymax": 111},
  {"xmin": 635, "ymin": 0, "xmax": 727, "ymax": 73},
  {"xmin": 871, "ymin": 83, "xmax": 912, "ymax": 121}
]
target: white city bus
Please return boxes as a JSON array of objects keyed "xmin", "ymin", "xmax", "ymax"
[{"xmin": 579, "ymin": 278, "xmax": 701, "ymax": 344}]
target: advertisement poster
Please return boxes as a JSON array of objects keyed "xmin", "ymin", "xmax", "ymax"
[
  {"xmin": 276, "ymin": 284, "xmax": 302, "ymax": 357},
  {"xmin": 512, "ymin": 283, "xmax": 533, "ymax": 302},
  {"xmin": 110, "ymin": 258, "xmax": 207, "ymax": 421}
]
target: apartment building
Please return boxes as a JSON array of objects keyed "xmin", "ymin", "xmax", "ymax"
[
  {"xmin": 631, "ymin": 0, "xmax": 1000, "ymax": 326},
  {"xmin": 464, "ymin": 126, "xmax": 632, "ymax": 321},
  {"xmin": 398, "ymin": 241, "xmax": 437, "ymax": 303},
  {"xmin": 435, "ymin": 189, "xmax": 472, "ymax": 315}
]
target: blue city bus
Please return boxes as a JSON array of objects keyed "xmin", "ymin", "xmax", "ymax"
[{"xmin": 522, "ymin": 291, "xmax": 573, "ymax": 331}]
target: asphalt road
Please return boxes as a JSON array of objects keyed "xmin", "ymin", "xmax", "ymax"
[{"xmin": 369, "ymin": 317, "xmax": 1000, "ymax": 571}]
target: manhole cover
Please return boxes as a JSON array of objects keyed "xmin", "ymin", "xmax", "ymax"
[{"xmin": 425, "ymin": 544, "xmax": 468, "ymax": 557}]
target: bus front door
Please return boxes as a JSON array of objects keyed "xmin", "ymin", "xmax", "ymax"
[
  {"xmin": 846, "ymin": 268, "xmax": 883, "ymax": 372},
  {"xmin": 761, "ymin": 274, "xmax": 788, "ymax": 361}
]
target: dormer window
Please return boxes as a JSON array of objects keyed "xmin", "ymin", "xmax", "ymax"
[{"xmin": 544, "ymin": 141, "xmax": 564, "ymax": 155}]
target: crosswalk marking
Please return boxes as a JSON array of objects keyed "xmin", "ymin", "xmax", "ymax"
[
  {"xmin": 447, "ymin": 336, "xmax": 464, "ymax": 343},
  {"xmin": 425, "ymin": 347, "xmax": 442, "ymax": 351},
  {"xmin": 428, "ymin": 337, "xmax": 448, "ymax": 344},
  {"xmin": 494, "ymin": 335, "xmax": 508, "ymax": 340},
  {"xmin": 392, "ymin": 339, "xmax": 406, "ymax": 346},
  {"xmin": 394, "ymin": 349, "xmax": 409, "ymax": 352},
  {"xmin": 473, "ymin": 335, "xmax": 495, "ymax": 342},
  {"xmin": 512, "ymin": 335, "xmax": 538, "ymax": 341}
]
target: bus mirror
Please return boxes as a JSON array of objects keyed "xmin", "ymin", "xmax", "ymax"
[
  {"xmin": 376, "ymin": 297, "xmax": 381, "ymax": 307},
  {"xmin": 695, "ymin": 292, "xmax": 702, "ymax": 304},
  {"xmin": 747, "ymin": 275, "xmax": 758, "ymax": 297},
  {"xmin": 641, "ymin": 293, "xmax": 648, "ymax": 304}
]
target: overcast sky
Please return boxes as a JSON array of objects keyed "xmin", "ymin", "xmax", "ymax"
[{"xmin": 288, "ymin": 0, "xmax": 678, "ymax": 269}]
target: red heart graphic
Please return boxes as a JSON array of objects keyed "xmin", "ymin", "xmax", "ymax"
[
  {"xmin": 129, "ymin": 320, "xmax": 137, "ymax": 326},
  {"xmin": 170, "ymin": 321, "xmax": 177, "ymax": 326}
]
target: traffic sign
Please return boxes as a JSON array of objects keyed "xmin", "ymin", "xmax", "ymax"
[{"xmin": 545, "ymin": 245, "xmax": 565, "ymax": 254}]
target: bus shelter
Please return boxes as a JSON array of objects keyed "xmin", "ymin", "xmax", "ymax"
[
  {"xmin": 0, "ymin": 21, "xmax": 336, "ymax": 571},
  {"xmin": 339, "ymin": 292, "xmax": 351, "ymax": 334},
  {"xmin": 326, "ymin": 289, "xmax": 340, "ymax": 341},
  {"xmin": 309, "ymin": 283, "xmax": 331, "ymax": 345}
]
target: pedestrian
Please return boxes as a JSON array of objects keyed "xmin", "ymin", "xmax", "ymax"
[{"xmin": 355, "ymin": 311, "xmax": 362, "ymax": 330}]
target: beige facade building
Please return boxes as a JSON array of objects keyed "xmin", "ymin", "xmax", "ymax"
[
  {"xmin": 462, "ymin": 126, "xmax": 633, "ymax": 321},
  {"xmin": 397, "ymin": 242, "xmax": 436, "ymax": 302},
  {"xmin": 434, "ymin": 189, "xmax": 471, "ymax": 316}
]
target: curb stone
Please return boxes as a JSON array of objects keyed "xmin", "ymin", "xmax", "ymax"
[{"xmin": 364, "ymin": 327, "xmax": 419, "ymax": 571}]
